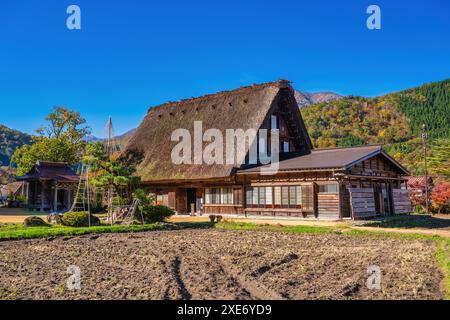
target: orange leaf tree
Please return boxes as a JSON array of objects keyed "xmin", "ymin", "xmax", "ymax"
[{"xmin": 431, "ymin": 180, "xmax": 450, "ymax": 214}]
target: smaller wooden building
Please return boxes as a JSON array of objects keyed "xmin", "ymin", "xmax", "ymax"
[{"xmin": 16, "ymin": 161, "xmax": 79, "ymax": 212}]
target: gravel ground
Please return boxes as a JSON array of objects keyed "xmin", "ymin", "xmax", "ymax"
[{"xmin": 0, "ymin": 229, "xmax": 444, "ymax": 300}]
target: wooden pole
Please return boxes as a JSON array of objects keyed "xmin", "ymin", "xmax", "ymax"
[
  {"xmin": 86, "ymin": 166, "xmax": 91, "ymax": 227},
  {"xmin": 26, "ymin": 182, "xmax": 29, "ymax": 206},
  {"xmin": 54, "ymin": 183, "xmax": 58, "ymax": 212},
  {"xmin": 40, "ymin": 181, "xmax": 44, "ymax": 212},
  {"xmin": 422, "ymin": 124, "xmax": 429, "ymax": 214}
]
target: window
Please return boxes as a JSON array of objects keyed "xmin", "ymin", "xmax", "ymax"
[
  {"xmin": 281, "ymin": 187, "xmax": 289, "ymax": 206},
  {"xmin": 271, "ymin": 115, "xmax": 278, "ymax": 129},
  {"xmin": 215, "ymin": 189, "xmax": 221, "ymax": 204},
  {"xmin": 296, "ymin": 186, "xmax": 302, "ymax": 205},
  {"xmin": 319, "ymin": 184, "xmax": 338, "ymax": 193},
  {"xmin": 246, "ymin": 185, "xmax": 304, "ymax": 208},
  {"xmin": 252, "ymin": 187, "xmax": 259, "ymax": 206},
  {"xmin": 205, "ymin": 188, "xmax": 233, "ymax": 204},
  {"xmin": 221, "ymin": 188, "xmax": 233, "ymax": 204},
  {"xmin": 289, "ymin": 186, "xmax": 297, "ymax": 207},
  {"xmin": 266, "ymin": 187, "xmax": 273, "ymax": 205},
  {"xmin": 258, "ymin": 187, "xmax": 266, "ymax": 205},
  {"xmin": 205, "ymin": 189, "xmax": 211, "ymax": 204},
  {"xmin": 283, "ymin": 141, "xmax": 289, "ymax": 153},
  {"xmin": 156, "ymin": 194, "xmax": 168, "ymax": 206},
  {"xmin": 246, "ymin": 188, "xmax": 252, "ymax": 205},
  {"xmin": 274, "ymin": 187, "xmax": 281, "ymax": 205}
]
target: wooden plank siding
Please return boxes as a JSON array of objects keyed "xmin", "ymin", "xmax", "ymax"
[
  {"xmin": 317, "ymin": 193, "xmax": 340, "ymax": 219},
  {"xmin": 339, "ymin": 182, "xmax": 351, "ymax": 218},
  {"xmin": 349, "ymin": 188, "xmax": 377, "ymax": 218},
  {"xmin": 203, "ymin": 205, "xmax": 244, "ymax": 215},
  {"xmin": 175, "ymin": 188, "xmax": 187, "ymax": 213},
  {"xmin": 392, "ymin": 189, "xmax": 412, "ymax": 214}
]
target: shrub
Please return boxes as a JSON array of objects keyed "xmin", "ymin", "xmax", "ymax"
[
  {"xmin": 15, "ymin": 195, "xmax": 27, "ymax": 204},
  {"xmin": 139, "ymin": 205, "xmax": 174, "ymax": 223},
  {"xmin": 133, "ymin": 188, "xmax": 155, "ymax": 206},
  {"xmin": 23, "ymin": 216, "xmax": 49, "ymax": 227},
  {"xmin": 61, "ymin": 211, "xmax": 100, "ymax": 227}
]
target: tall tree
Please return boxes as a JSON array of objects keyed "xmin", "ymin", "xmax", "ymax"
[{"xmin": 11, "ymin": 107, "xmax": 91, "ymax": 175}]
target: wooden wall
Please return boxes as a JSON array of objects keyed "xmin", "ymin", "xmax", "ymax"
[
  {"xmin": 339, "ymin": 183, "xmax": 351, "ymax": 218},
  {"xmin": 349, "ymin": 154, "xmax": 401, "ymax": 179},
  {"xmin": 317, "ymin": 193, "xmax": 339, "ymax": 219},
  {"xmin": 393, "ymin": 189, "xmax": 412, "ymax": 214},
  {"xmin": 174, "ymin": 188, "xmax": 187, "ymax": 213},
  {"xmin": 203, "ymin": 205, "xmax": 244, "ymax": 215},
  {"xmin": 349, "ymin": 188, "xmax": 376, "ymax": 218}
]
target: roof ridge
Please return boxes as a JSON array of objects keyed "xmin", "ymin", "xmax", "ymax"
[{"xmin": 147, "ymin": 79, "xmax": 292, "ymax": 113}]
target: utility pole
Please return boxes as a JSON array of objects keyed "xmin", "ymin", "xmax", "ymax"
[
  {"xmin": 106, "ymin": 116, "xmax": 115, "ymax": 225},
  {"xmin": 106, "ymin": 115, "xmax": 113, "ymax": 160},
  {"xmin": 422, "ymin": 123, "xmax": 429, "ymax": 214}
]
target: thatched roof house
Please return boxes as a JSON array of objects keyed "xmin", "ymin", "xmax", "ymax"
[
  {"xmin": 123, "ymin": 80, "xmax": 312, "ymax": 182},
  {"xmin": 123, "ymin": 80, "xmax": 411, "ymax": 219}
]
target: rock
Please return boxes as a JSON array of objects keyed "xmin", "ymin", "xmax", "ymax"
[{"xmin": 23, "ymin": 216, "xmax": 49, "ymax": 227}]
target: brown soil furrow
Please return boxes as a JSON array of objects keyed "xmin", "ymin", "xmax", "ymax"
[
  {"xmin": 0, "ymin": 229, "xmax": 443, "ymax": 300},
  {"xmin": 171, "ymin": 257, "xmax": 192, "ymax": 300},
  {"xmin": 219, "ymin": 257, "xmax": 285, "ymax": 300}
]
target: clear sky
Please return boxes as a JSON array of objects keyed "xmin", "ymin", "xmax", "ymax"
[{"xmin": 0, "ymin": 0, "xmax": 449, "ymax": 137}]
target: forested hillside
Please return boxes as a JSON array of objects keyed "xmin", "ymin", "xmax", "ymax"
[
  {"xmin": 301, "ymin": 79, "xmax": 450, "ymax": 178},
  {"xmin": 0, "ymin": 125, "xmax": 32, "ymax": 167}
]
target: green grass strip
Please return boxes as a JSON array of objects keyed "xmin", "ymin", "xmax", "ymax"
[{"xmin": 0, "ymin": 221, "xmax": 214, "ymax": 241}]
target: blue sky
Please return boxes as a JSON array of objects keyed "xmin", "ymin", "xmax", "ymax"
[{"xmin": 0, "ymin": 0, "xmax": 449, "ymax": 137}]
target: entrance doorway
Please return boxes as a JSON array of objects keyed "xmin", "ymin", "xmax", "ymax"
[{"xmin": 186, "ymin": 188, "xmax": 197, "ymax": 214}]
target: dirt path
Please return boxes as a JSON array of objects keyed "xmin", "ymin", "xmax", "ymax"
[
  {"xmin": 0, "ymin": 229, "xmax": 443, "ymax": 300},
  {"xmin": 0, "ymin": 208, "xmax": 45, "ymax": 224}
]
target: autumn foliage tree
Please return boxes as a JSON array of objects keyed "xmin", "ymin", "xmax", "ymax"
[{"xmin": 431, "ymin": 180, "xmax": 450, "ymax": 214}]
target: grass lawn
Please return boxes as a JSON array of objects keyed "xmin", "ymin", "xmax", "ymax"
[
  {"xmin": 0, "ymin": 221, "xmax": 213, "ymax": 241},
  {"xmin": 363, "ymin": 214, "xmax": 450, "ymax": 230}
]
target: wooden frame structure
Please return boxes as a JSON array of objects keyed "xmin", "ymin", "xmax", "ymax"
[
  {"xmin": 16, "ymin": 161, "xmax": 79, "ymax": 212},
  {"xmin": 123, "ymin": 80, "xmax": 411, "ymax": 220}
]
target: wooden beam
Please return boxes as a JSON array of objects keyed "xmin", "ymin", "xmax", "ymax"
[{"xmin": 54, "ymin": 184, "xmax": 58, "ymax": 212}]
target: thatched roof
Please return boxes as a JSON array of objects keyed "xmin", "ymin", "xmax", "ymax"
[{"xmin": 122, "ymin": 80, "xmax": 312, "ymax": 182}]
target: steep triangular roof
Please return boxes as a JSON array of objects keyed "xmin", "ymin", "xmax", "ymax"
[{"xmin": 122, "ymin": 80, "xmax": 312, "ymax": 181}]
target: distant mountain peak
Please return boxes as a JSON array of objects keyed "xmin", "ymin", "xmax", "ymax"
[{"xmin": 294, "ymin": 90, "xmax": 342, "ymax": 108}]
